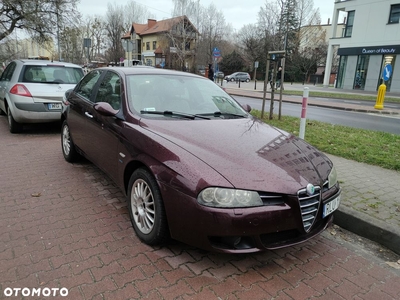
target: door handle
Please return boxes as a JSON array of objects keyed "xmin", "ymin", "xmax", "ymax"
[{"xmin": 85, "ymin": 112, "xmax": 93, "ymax": 118}]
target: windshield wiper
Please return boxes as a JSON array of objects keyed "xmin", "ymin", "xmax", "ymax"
[
  {"xmin": 140, "ymin": 110, "xmax": 211, "ymax": 120},
  {"xmin": 200, "ymin": 111, "xmax": 247, "ymax": 118}
]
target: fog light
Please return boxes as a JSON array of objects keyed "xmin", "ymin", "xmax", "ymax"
[{"xmin": 222, "ymin": 236, "xmax": 241, "ymax": 248}]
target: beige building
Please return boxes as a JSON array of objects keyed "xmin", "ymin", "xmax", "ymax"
[
  {"xmin": 18, "ymin": 38, "xmax": 54, "ymax": 59},
  {"xmin": 299, "ymin": 22, "xmax": 346, "ymax": 84},
  {"xmin": 122, "ymin": 16, "xmax": 199, "ymax": 71}
]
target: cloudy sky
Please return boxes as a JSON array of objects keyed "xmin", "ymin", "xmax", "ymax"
[{"xmin": 78, "ymin": 0, "xmax": 338, "ymax": 29}]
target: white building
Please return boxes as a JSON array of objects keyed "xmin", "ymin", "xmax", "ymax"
[{"xmin": 323, "ymin": 0, "xmax": 400, "ymax": 92}]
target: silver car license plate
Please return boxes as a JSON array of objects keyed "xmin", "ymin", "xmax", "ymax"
[
  {"xmin": 48, "ymin": 103, "xmax": 62, "ymax": 110},
  {"xmin": 323, "ymin": 195, "xmax": 341, "ymax": 218}
]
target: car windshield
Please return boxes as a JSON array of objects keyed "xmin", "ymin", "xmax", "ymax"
[
  {"xmin": 22, "ymin": 65, "xmax": 84, "ymax": 84},
  {"xmin": 126, "ymin": 74, "xmax": 248, "ymax": 118}
]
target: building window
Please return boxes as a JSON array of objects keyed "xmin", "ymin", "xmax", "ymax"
[
  {"xmin": 389, "ymin": 4, "xmax": 400, "ymax": 23},
  {"xmin": 146, "ymin": 42, "xmax": 150, "ymax": 50},
  {"xmin": 153, "ymin": 41, "xmax": 157, "ymax": 50},
  {"xmin": 336, "ymin": 56, "xmax": 347, "ymax": 89},
  {"xmin": 146, "ymin": 59, "xmax": 153, "ymax": 66},
  {"xmin": 344, "ymin": 11, "xmax": 355, "ymax": 37},
  {"xmin": 354, "ymin": 55, "xmax": 369, "ymax": 90}
]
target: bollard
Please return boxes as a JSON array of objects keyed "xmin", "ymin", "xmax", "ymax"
[
  {"xmin": 299, "ymin": 87, "xmax": 309, "ymax": 139},
  {"xmin": 374, "ymin": 83, "xmax": 386, "ymax": 110}
]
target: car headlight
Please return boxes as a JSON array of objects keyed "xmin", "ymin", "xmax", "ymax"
[
  {"xmin": 197, "ymin": 188, "xmax": 263, "ymax": 208},
  {"xmin": 328, "ymin": 166, "xmax": 338, "ymax": 189}
]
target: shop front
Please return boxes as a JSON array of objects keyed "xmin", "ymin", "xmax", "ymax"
[{"xmin": 336, "ymin": 45, "xmax": 400, "ymax": 92}]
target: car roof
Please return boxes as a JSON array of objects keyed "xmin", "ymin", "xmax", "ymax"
[
  {"xmin": 15, "ymin": 59, "xmax": 82, "ymax": 68},
  {"xmin": 95, "ymin": 66, "xmax": 203, "ymax": 78}
]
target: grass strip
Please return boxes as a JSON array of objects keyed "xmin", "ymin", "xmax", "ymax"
[{"xmin": 251, "ymin": 110, "xmax": 400, "ymax": 171}]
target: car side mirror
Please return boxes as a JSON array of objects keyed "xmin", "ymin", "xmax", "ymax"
[
  {"xmin": 64, "ymin": 89, "xmax": 73, "ymax": 99},
  {"xmin": 241, "ymin": 104, "xmax": 251, "ymax": 112},
  {"xmin": 94, "ymin": 102, "xmax": 118, "ymax": 116}
]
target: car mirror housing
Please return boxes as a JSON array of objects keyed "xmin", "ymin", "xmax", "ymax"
[
  {"xmin": 94, "ymin": 102, "xmax": 118, "ymax": 116},
  {"xmin": 241, "ymin": 104, "xmax": 252, "ymax": 112}
]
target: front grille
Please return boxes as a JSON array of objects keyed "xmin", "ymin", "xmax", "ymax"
[{"xmin": 297, "ymin": 186, "xmax": 321, "ymax": 232}]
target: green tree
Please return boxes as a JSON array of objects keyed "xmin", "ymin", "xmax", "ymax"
[{"xmin": 219, "ymin": 50, "xmax": 245, "ymax": 75}]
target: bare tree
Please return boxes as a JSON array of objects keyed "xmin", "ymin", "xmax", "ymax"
[
  {"xmin": 104, "ymin": 3, "xmax": 125, "ymax": 64},
  {"xmin": 82, "ymin": 16, "xmax": 107, "ymax": 61},
  {"xmin": 159, "ymin": 16, "xmax": 198, "ymax": 71},
  {"xmin": 0, "ymin": 0, "xmax": 79, "ymax": 42},
  {"xmin": 198, "ymin": 3, "xmax": 228, "ymax": 64},
  {"xmin": 236, "ymin": 24, "xmax": 264, "ymax": 68},
  {"xmin": 124, "ymin": 1, "xmax": 156, "ymax": 29}
]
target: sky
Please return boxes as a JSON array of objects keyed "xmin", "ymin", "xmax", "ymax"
[{"xmin": 78, "ymin": 0, "xmax": 336, "ymax": 29}]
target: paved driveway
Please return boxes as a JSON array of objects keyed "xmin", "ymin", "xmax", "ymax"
[{"xmin": 0, "ymin": 116, "xmax": 399, "ymax": 299}]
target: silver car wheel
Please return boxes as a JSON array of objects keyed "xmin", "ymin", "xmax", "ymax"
[
  {"xmin": 62, "ymin": 125, "xmax": 71, "ymax": 156},
  {"xmin": 61, "ymin": 120, "xmax": 79, "ymax": 162},
  {"xmin": 131, "ymin": 179, "xmax": 155, "ymax": 234}
]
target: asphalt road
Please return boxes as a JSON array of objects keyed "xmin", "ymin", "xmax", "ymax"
[{"xmin": 233, "ymin": 95, "xmax": 400, "ymax": 135}]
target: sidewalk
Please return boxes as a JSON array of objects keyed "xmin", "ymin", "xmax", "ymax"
[{"xmin": 225, "ymin": 81, "xmax": 400, "ymax": 255}]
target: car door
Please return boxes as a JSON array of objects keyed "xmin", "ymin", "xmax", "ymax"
[
  {"xmin": 67, "ymin": 69, "xmax": 103, "ymax": 150},
  {"xmin": 80, "ymin": 70, "xmax": 123, "ymax": 183}
]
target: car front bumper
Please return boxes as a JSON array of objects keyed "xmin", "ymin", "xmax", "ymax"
[{"xmin": 162, "ymin": 183, "xmax": 341, "ymax": 253}]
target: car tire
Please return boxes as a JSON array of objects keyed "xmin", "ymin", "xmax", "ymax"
[
  {"xmin": 246, "ymin": 78, "xmax": 250, "ymax": 83},
  {"xmin": 0, "ymin": 107, "xmax": 5, "ymax": 115},
  {"xmin": 7, "ymin": 107, "xmax": 23, "ymax": 133},
  {"xmin": 127, "ymin": 168, "xmax": 169, "ymax": 245},
  {"xmin": 61, "ymin": 120, "xmax": 80, "ymax": 162},
  {"xmin": 230, "ymin": 78, "xmax": 235, "ymax": 82}
]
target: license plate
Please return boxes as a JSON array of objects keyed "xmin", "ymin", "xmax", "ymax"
[
  {"xmin": 323, "ymin": 195, "xmax": 341, "ymax": 218},
  {"xmin": 48, "ymin": 103, "xmax": 62, "ymax": 110}
]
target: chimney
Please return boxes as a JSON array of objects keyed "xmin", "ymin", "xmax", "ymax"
[
  {"xmin": 328, "ymin": 18, "xmax": 330, "ymax": 25},
  {"xmin": 148, "ymin": 19, "xmax": 157, "ymax": 28}
]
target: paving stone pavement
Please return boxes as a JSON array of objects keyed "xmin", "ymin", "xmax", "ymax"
[{"xmin": 0, "ymin": 105, "xmax": 399, "ymax": 299}]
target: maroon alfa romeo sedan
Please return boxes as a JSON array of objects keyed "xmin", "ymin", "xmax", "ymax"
[{"xmin": 61, "ymin": 66, "xmax": 341, "ymax": 253}]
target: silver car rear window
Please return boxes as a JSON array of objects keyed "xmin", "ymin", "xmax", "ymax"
[{"xmin": 22, "ymin": 66, "xmax": 83, "ymax": 84}]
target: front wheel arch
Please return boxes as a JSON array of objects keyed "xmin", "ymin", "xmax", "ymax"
[{"xmin": 127, "ymin": 168, "xmax": 170, "ymax": 245}]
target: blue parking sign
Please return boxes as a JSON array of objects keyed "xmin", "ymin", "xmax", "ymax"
[{"xmin": 383, "ymin": 64, "xmax": 392, "ymax": 81}]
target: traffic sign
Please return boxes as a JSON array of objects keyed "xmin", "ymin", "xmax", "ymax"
[
  {"xmin": 383, "ymin": 64, "xmax": 392, "ymax": 81},
  {"xmin": 212, "ymin": 47, "xmax": 221, "ymax": 58}
]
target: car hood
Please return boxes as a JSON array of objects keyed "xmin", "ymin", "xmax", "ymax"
[{"xmin": 140, "ymin": 117, "xmax": 332, "ymax": 194}]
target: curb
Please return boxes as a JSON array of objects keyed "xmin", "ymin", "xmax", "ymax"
[{"xmin": 333, "ymin": 206, "xmax": 400, "ymax": 256}]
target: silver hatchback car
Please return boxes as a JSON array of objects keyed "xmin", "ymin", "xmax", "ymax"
[{"xmin": 0, "ymin": 59, "xmax": 84, "ymax": 133}]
